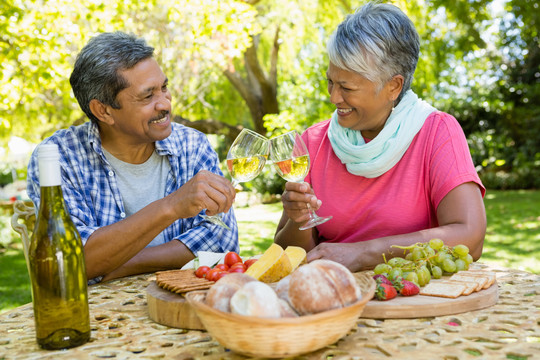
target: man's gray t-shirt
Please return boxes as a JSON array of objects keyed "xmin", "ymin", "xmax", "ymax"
[{"xmin": 102, "ymin": 148, "xmax": 171, "ymax": 247}]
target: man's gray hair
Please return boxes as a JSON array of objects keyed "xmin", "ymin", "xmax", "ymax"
[
  {"xmin": 327, "ymin": 2, "xmax": 420, "ymax": 103},
  {"xmin": 69, "ymin": 32, "xmax": 155, "ymax": 124}
]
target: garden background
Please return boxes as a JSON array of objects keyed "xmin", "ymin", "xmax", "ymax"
[{"xmin": 1, "ymin": 0, "xmax": 539, "ymax": 313}]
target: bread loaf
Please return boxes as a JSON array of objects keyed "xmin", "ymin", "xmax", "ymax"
[
  {"xmin": 230, "ymin": 281, "xmax": 282, "ymax": 318},
  {"xmin": 205, "ymin": 273, "xmax": 256, "ymax": 312},
  {"xmin": 288, "ymin": 260, "xmax": 362, "ymax": 315}
]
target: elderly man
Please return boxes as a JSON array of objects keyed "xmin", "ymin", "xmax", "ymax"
[{"xmin": 27, "ymin": 32, "xmax": 238, "ymax": 283}]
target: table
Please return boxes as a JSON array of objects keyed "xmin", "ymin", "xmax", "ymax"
[{"xmin": 0, "ymin": 263, "xmax": 538, "ymax": 360}]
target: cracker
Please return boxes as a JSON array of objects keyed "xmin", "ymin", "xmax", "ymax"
[
  {"xmin": 420, "ymin": 282, "xmax": 466, "ymax": 298},
  {"xmin": 449, "ymin": 274, "xmax": 487, "ymax": 291},
  {"xmin": 458, "ymin": 270, "xmax": 496, "ymax": 289},
  {"xmin": 443, "ymin": 280, "xmax": 476, "ymax": 295},
  {"xmin": 156, "ymin": 269, "xmax": 213, "ymax": 294}
]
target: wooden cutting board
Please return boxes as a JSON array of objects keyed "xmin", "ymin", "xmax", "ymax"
[
  {"xmin": 361, "ymin": 280, "xmax": 498, "ymax": 319},
  {"xmin": 146, "ymin": 281, "xmax": 204, "ymax": 330},
  {"xmin": 147, "ymin": 277, "xmax": 499, "ymax": 327}
]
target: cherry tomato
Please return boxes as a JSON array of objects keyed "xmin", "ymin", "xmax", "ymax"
[
  {"xmin": 228, "ymin": 266, "xmax": 246, "ymax": 273},
  {"xmin": 214, "ymin": 263, "xmax": 229, "ymax": 272},
  {"xmin": 224, "ymin": 252, "xmax": 243, "ymax": 268},
  {"xmin": 195, "ymin": 265, "xmax": 211, "ymax": 278},
  {"xmin": 229, "ymin": 262, "xmax": 246, "ymax": 271},
  {"xmin": 244, "ymin": 258, "xmax": 258, "ymax": 269},
  {"xmin": 215, "ymin": 271, "xmax": 229, "ymax": 281},
  {"xmin": 206, "ymin": 268, "xmax": 223, "ymax": 282}
]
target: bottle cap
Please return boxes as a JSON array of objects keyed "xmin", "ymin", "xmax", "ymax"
[
  {"xmin": 37, "ymin": 144, "xmax": 61, "ymax": 186},
  {"xmin": 38, "ymin": 144, "xmax": 60, "ymax": 161}
]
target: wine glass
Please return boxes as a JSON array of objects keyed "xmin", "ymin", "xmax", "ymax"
[
  {"xmin": 270, "ymin": 130, "xmax": 332, "ymax": 230},
  {"xmin": 201, "ymin": 129, "xmax": 269, "ymax": 229}
]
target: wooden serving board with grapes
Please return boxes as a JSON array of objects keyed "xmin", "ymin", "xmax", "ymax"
[{"xmin": 361, "ymin": 240, "xmax": 499, "ymax": 319}]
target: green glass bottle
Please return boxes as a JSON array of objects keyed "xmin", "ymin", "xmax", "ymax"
[{"xmin": 28, "ymin": 144, "xmax": 90, "ymax": 350}]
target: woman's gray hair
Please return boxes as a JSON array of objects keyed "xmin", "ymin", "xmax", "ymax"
[
  {"xmin": 69, "ymin": 32, "xmax": 154, "ymax": 124},
  {"xmin": 327, "ymin": 2, "xmax": 420, "ymax": 103}
]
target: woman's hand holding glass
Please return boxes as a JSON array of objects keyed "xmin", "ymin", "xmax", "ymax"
[
  {"xmin": 269, "ymin": 130, "xmax": 332, "ymax": 230},
  {"xmin": 201, "ymin": 129, "xmax": 269, "ymax": 229}
]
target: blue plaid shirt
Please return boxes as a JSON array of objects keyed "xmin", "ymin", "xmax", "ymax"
[{"xmin": 27, "ymin": 122, "xmax": 239, "ymax": 279}]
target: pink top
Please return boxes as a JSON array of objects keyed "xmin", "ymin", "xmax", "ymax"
[{"xmin": 303, "ymin": 111, "xmax": 485, "ymax": 244}]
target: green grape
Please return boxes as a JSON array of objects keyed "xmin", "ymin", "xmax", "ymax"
[
  {"xmin": 402, "ymin": 259, "xmax": 415, "ymax": 268},
  {"xmin": 436, "ymin": 251, "xmax": 451, "ymax": 264},
  {"xmin": 411, "ymin": 247, "xmax": 424, "ymax": 261},
  {"xmin": 373, "ymin": 263, "xmax": 392, "ymax": 275},
  {"xmin": 453, "ymin": 244, "xmax": 469, "ymax": 257},
  {"xmin": 424, "ymin": 246, "xmax": 435, "ymax": 257},
  {"xmin": 442, "ymin": 258, "xmax": 457, "ymax": 273},
  {"xmin": 417, "ymin": 266, "xmax": 431, "ymax": 286},
  {"xmin": 429, "ymin": 238, "xmax": 444, "ymax": 251},
  {"xmin": 388, "ymin": 268, "xmax": 403, "ymax": 281},
  {"xmin": 431, "ymin": 265, "xmax": 443, "ymax": 279},
  {"xmin": 455, "ymin": 259, "xmax": 469, "ymax": 272},
  {"xmin": 462, "ymin": 253, "xmax": 474, "ymax": 265},
  {"xmin": 405, "ymin": 271, "xmax": 419, "ymax": 284},
  {"xmin": 416, "ymin": 271, "xmax": 428, "ymax": 287},
  {"xmin": 405, "ymin": 252, "xmax": 414, "ymax": 261},
  {"xmin": 388, "ymin": 257, "xmax": 405, "ymax": 267}
]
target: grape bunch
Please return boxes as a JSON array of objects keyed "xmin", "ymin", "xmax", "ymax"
[{"xmin": 373, "ymin": 239, "xmax": 473, "ymax": 287}]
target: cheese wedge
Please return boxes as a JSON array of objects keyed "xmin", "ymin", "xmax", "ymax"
[
  {"xmin": 284, "ymin": 246, "xmax": 307, "ymax": 271},
  {"xmin": 245, "ymin": 243, "xmax": 292, "ymax": 283}
]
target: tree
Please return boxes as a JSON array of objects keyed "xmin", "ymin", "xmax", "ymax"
[
  {"xmin": 0, "ymin": 0, "xmax": 259, "ymax": 145},
  {"xmin": 1, "ymin": 0, "xmax": 538, "ymax": 190}
]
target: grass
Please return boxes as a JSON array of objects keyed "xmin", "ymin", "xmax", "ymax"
[
  {"xmin": 481, "ymin": 190, "xmax": 540, "ymax": 273},
  {"xmin": 0, "ymin": 246, "xmax": 31, "ymax": 311},
  {"xmin": 0, "ymin": 190, "xmax": 538, "ymax": 314},
  {"xmin": 0, "ymin": 207, "xmax": 32, "ymax": 313},
  {"xmin": 236, "ymin": 202, "xmax": 282, "ymax": 256}
]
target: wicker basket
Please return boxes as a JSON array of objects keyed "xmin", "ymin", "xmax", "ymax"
[{"xmin": 185, "ymin": 271, "xmax": 375, "ymax": 358}]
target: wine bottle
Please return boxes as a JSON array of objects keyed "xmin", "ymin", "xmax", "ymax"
[{"xmin": 28, "ymin": 144, "xmax": 90, "ymax": 350}]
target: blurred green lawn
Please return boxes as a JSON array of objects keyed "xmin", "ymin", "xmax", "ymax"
[
  {"xmin": 1, "ymin": 190, "xmax": 538, "ymax": 314},
  {"xmin": 480, "ymin": 190, "xmax": 540, "ymax": 273}
]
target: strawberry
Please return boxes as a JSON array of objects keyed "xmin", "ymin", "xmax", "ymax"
[
  {"xmin": 400, "ymin": 280, "xmax": 420, "ymax": 296},
  {"xmin": 373, "ymin": 274, "xmax": 392, "ymax": 285},
  {"xmin": 392, "ymin": 277, "xmax": 420, "ymax": 296},
  {"xmin": 375, "ymin": 282, "xmax": 397, "ymax": 301}
]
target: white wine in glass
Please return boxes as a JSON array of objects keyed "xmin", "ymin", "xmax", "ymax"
[
  {"xmin": 227, "ymin": 156, "xmax": 266, "ymax": 185},
  {"xmin": 270, "ymin": 130, "xmax": 332, "ymax": 230},
  {"xmin": 202, "ymin": 129, "xmax": 269, "ymax": 229}
]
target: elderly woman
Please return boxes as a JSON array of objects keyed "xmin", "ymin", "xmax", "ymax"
[{"xmin": 274, "ymin": 2, "xmax": 486, "ymax": 272}]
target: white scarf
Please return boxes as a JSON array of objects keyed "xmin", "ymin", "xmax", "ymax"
[{"xmin": 327, "ymin": 90, "xmax": 436, "ymax": 178}]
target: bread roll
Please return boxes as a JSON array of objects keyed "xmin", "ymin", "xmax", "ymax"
[
  {"xmin": 288, "ymin": 259, "xmax": 362, "ymax": 315},
  {"xmin": 278, "ymin": 299, "xmax": 298, "ymax": 318},
  {"xmin": 275, "ymin": 274, "xmax": 291, "ymax": 302},
  {"xmin": 205, "ymin": 273, "xmax": 256, "ymax": 312},
  {"xmin": 230, "ymin": 281, "xmax": 282, "ymax": 318}
]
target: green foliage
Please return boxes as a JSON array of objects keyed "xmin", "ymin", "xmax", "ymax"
[
  {"xmin": 0, "ymin": 0, "xmax": 259, "ymax": 147},
  {"xmin": 0, "ymin": 166, "xmax": 14, "ymax": 187},
  {"xmin": 249, "ymin": 165, "xmax": 286, "ymax": 199},
  {"xmin": 1, "ymin": 0, "xmax": 538, "ymax": 189}
]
